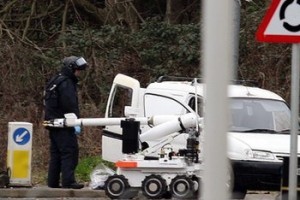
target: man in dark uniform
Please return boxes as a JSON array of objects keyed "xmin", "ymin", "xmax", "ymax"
[{"xmin": 44, "ymin": 56, "xmax": 88, "ymax": 189}]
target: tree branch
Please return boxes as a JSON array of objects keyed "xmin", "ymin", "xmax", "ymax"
[
  {"xmin": 71, "ymin": 0, "xmax": 107, "ymax": 25},
  {"xmin": 0, "ymin": 19, "xmax": 15, "ymax": 41},
  {"xmin": 129, "ymin": 1, "xmax": 145, "ymax": 24},
  {"xmin": 22, "ymin": 0, "xmax": 37, "ymax": 40},
  {"xmin": 0, "ymin": 19, "xmax": 43, "ymax": 53},
  {"xmin": 3, "ymin": 4, "xmax": 64, "ymax": 22},
  {"xmin": 0, "ymin": 0, "xmax": 18, "ymax": 15},
  {"xmin": 62, "ymin": 0, "xmax": 70, "ymax": 52}
]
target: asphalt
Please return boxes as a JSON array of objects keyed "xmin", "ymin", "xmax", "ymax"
[
  {"xmin": 0, "ymin": 185, "xmax": 281, "ymax": 200},
  {"xmin": 0, "ymin": 186, "xmax": 280, "ymax": 200},
  {"xmin": 0, "ymin": 186, "xmax": 149, "ymax": 199},
  {"xmin": 0, "ymin": 186, "xmax": 107, "ymax": 199}
]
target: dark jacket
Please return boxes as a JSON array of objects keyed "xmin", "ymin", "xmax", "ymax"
[{"xmin": 44, "ymin": 66, "xmax": 80, "ymax": 120}]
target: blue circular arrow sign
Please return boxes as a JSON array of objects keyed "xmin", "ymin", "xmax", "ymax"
[{"xmin": 13, "ymin": 128, "xmax": 30, "ymax": 145}]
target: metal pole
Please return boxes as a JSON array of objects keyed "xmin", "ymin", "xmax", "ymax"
[
  {"xmin": 289, "ymin": 44, "xmax": 300, "ymax": 200},
  {"xmin": 202, "ymin": 0, "xmax": 234, "ymax": 199}
]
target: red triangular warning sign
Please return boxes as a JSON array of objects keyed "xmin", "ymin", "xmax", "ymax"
[{"xmin": 256, "ymin": 0, "xmax": 300, "ymax": 43}]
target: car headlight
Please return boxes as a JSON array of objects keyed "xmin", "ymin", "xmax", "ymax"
[{"xmin": 245, "ymin": 149, "xmax": 276, "ymax": 160}]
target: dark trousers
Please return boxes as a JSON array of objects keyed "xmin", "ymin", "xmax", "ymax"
[{"xmin": 48, "ymin": 128, "xmax": 79, "ymax": 187}]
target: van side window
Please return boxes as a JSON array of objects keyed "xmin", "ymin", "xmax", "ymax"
[
  {"xmin": 188, "ymin": 96, "xmax": 203, "ymax": 117},
  {"xmin": 108, "ymin": 86, "xmax": 132, "ymax": 117},
  {"xmin": 144, "ymin": 94, "xmax": 189, "ymax": 116}
]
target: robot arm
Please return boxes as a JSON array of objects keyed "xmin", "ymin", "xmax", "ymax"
[
  {"xmin": 43, "ymin": 112, "xmax": 187, "ymax": 129},
  {"xmin": 139, "ymin": 112, "xmax": 200, "ymax": 142},
  {"xmin": 43, "ymin": 113, "xmax": 150, "ymax": 127},
  {"xmin": 141, "ymin": 132, "xmax": 180, "ymax": 156},
  {"xmin": 43, "ymin": 112, "xmax": 201, "ymax": 154},
  {"xmin": 43, "ymin": 112, "xmax": 201, "ymax": 138},
  {"xmin": 139, "ymin": 113, "xmax": 201, "ymax": 156}
]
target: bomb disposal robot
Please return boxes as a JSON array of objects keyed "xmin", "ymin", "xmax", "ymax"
[{"xmin": 44, "ymin": 111, "xmax": 203, "ymax": 199}]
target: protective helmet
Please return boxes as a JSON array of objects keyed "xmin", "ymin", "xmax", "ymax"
[{"xmin": 63, "ymin": 56, "xmax": 88, "ymax": 71}]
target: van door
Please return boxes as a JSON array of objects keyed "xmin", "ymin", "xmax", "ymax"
[{"xmin": 103, "ymin": 74, "xmax": 141, "ymax": 162}]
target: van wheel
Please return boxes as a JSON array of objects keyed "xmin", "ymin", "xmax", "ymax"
[
  {"xmin": 104, "ymin": 174, "xmax": 129, "ymax": 199},
  {"xmin": 226, "ymin": 162, "xmax": 234, "ymax": 192},
  {"xmin": 141, "ymin": 174, "xmax": 167, "ymax": 199},
  {"xmin": 231, "ymin": 189, "xmax": 247, "ymax": 199}
]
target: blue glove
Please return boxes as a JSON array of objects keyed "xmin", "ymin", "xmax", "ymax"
[{"xmin": 74, "ymin": 126, "xmax": 81, "ymax": 135}]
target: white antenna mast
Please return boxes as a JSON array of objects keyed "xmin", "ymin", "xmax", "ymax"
[{"xmin": 194, "ymin": 78, "xmax": 199, "ymax": 132}]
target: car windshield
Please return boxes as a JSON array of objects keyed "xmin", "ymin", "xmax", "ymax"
[{"xmin": 230, "ymin": 98, "xmax": 290, "ymax": 133}]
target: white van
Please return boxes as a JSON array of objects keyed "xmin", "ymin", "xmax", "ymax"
[{"xmin": 102, "ymin": 73, "xmax": 292, "ymax": 196}]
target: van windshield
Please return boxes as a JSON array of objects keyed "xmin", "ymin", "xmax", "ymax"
[{"xmin": 230, "ymin": 98, "xmax": 290, "ymax": 133}]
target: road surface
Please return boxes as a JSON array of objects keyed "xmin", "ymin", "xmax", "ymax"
[{"xmin": 0, "ymin": 187, "xmax": 280, "ymax": 200}]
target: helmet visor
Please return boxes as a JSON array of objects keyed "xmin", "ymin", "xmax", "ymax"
[{"xmin": 75, "ymin": 57, "xmax": 88, "ymax": 70}]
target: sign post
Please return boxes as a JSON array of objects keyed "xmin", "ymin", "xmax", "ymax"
[
  {"xmin": 289, "ymin": 43, "xmax": 300, "ymax": 200},
  {"xmin": 7, "ymin": 122, "xmax": 33, "ymax": 186},
  {"xmin": 256, "ymin": 1, "xmax": 300, "ymax": 199}
]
